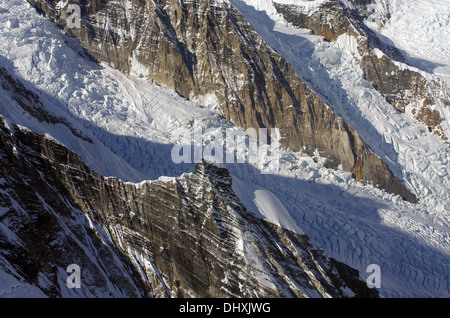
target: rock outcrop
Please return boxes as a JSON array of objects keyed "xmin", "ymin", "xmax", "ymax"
[
  {"xmin": 0, "ymin": 114, "xmax": 379, "ymax": 297},
  {"xmin": 28, "ymin": 0, "xmax": 417, "ymax": 202}
]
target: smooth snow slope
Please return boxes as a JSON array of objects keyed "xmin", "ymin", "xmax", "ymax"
[{"xmin": 0, "ymin": 0, "xmax": 449, "ymax": 297}]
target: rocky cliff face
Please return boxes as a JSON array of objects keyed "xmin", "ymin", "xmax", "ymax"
[
  {"xmin": 0, "ymin": 112, "xmax": 379, "ymax": 297},
  {"xmin": 28, "ymin": 0, "xmax": 416, "ymax": 203},
  {"xmin": 273, "ymin": 0, "xmax": 449, "ymax": 141},
  {"xmin": 360, "ymin": 54, "xmax": 449, "ymax": 141}
]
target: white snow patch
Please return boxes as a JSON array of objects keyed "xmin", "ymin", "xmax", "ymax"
[{"xmin": 233, "ymin": 177, "xmax": 304, "ymax": 235}]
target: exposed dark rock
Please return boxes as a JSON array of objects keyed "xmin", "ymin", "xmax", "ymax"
[
  {"xmin": 0, "ymin": 116, "xmax": 378, "ymax": 297},
  {"xmin": 330, "ymin": 258, "xmax": 379, "ymax": 298}
]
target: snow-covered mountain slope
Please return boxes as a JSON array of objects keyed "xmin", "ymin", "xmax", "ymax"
[
  {"xmin": 230, "ymin": 0, "xmax": 450, "ymax": 213},
  {"xmin": 0, "ymin": 0, "xmax": 448, "ymax": 297},
  {"xmin": 266, "ymin": 0, "xmax": 450, "ymax": 143},
  {"xmin": 367, "ymin": 0, "xmax": 450, "ymax": 79},
  {"xmin": 29, "ymin": 0, "xmax": 421, "ymax": 203},
  {"xmin": 227, "ymin": 0, "xmax": 450, "ymax": 297}
]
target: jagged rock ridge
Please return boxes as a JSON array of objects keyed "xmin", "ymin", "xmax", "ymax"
[{"xmin": 0, "ymin": 113, "xmax": 379, "ymax": 297}]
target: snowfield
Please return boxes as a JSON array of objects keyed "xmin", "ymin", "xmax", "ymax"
[
  {"xmin": 0, "ymin": 0, "xmax": 449, "ymax": 297},
  {"xmin": 372, "ymin": 0, "xmax": 450, "ymax": 79}
]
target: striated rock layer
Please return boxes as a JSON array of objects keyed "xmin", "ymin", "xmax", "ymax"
[
  {"xmin": 28, "ymin": 0, "xmax": 416, "ymax": 202},
  {"xmin": 0, "ymin": 114, "xmax": 378, "ymax": 297}
]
